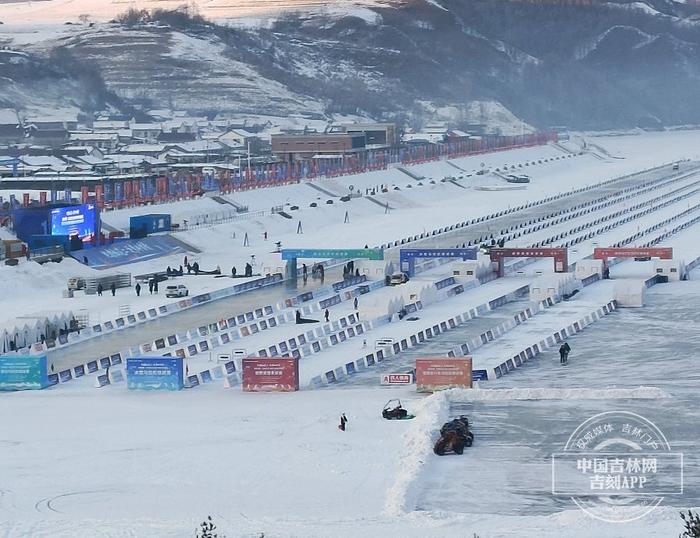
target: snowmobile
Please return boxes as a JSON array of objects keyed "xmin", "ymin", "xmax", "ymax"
[
  {"xmin": 440, "ymin": 416, "xmax": 471, "ymax": 437},
  {"xmin": 434, "ymin": 430, "xmax": 467, "ymax": 455},
  {"xmin": 434, "ymin": 416, "xmax": 474, "ymax": 455},
  {"xmin": 382, "ymin": 399, "xmax": 415, "ymax": 420}
]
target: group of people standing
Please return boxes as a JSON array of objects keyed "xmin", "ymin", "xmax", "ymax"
[
  {"xmin": 302, "ymin": 263, "xmax": 324, "ymax": 283},
  {"xmin": 343, "ymin": 260, "xmax": 360, "ymax": 279},
  {"xmin": 96, "ymin": 282, "xmax": 117, "ymax": 297}
]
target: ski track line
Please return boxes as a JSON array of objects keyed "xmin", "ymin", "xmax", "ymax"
[{"xmin": 34, "ymin": 490, "xmax": 114, "ymax": 515}]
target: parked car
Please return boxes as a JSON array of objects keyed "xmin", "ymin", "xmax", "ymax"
[
  {"xmin": 166, "ymin": 284, "xmax": 189, "ymax": 298},
  {"xmin": 506, "ymin": 174, "xmax": 530, "ymax": 184},
  {"xmin": 386, "ymin": 272, "xmax": 409, "ymax": 286}
]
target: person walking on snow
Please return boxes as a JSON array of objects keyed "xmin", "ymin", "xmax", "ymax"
[
  {"xmin": 135, "ymin": 282, "xmax": 141, "ymax": 297},
  {"xmin": 110, "ymin": 282, "xmax": 116, "ymax": 297},
  {"xmin": 559, "ymin": 342, "xmax": 571, "ymax": 364},
  {"xmin": 324, "ymin": 309, "xmax": 330, "ymax": 323},
  {"xmin": 338, "ymin": 413, "xmax": 348, "ymax": 432},
  {"xmin": 97, "ymin": 283, "xmax": 103, "ymax": 296}
]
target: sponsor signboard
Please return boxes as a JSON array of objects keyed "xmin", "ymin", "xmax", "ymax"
[
  {"xmin": 0, "ymin": 354, "xmax": 49, "ymax": 391},
  {"xmin": 472, "ymin": 369, "xmax": 489, "ymax": 381},
  {"xmin": 380, "ymin": 373, "xmax": 414, "ymax": 385},
  {"xmin": 242, "ymin": 357, "xmax": 299, "ymax": 392},
  {"xmin": 281, "ymin": 248, "xmax": 384, "ymax": 260},
  {"xmin": 126, "ymin": 357, "xmax": 184, "ymax": 391},
  {"xmin": 415, "ymin": 357, "xmax": 472, "ymax": 392}
]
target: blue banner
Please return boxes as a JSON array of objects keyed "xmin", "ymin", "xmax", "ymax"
[
  {"xmin": 0, "ymin": 354, "xmax": 49, "ymax": 391},
  {"xmin": 72, "ymin": 236, "xmax": 187, "ymax": 269},
  {"xmin": 126, "ymin": 357, "xmax": 184, "ymax": 390},
  {"xmin": 472, "ymin": 369, "xmax": 489, "ymax": 381},
  {"xmin": 400, "ymin": 247, "xmax": 477, "ymax": 260},
  {"xmin": 400, "ymin": 248, "xmax": 477, "ymax": 277}
]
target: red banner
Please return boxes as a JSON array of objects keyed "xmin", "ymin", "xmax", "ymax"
[
  {"xmin": 242, "ymin": 357, "xmax": 299, "ymax": 392},
  {"xmin": 415, "ymin": 357, "xmax": 472, "ymax": 392},
  {"xmin": 80, "ymin": 186, "xmax": 89, "ymax": 204},
  {"xmin": 22, "ymin": 193, "xmax": 29, "ymax": 207},
  {"xmin": 593, "ymin": 247, "xmax": 673, "ymax": 260},
  {"xmin": 94, "ymin": 185, "xmax": 104, "ymax": 208},
  {"xmin": 39, "ymin": 191, "xmax": 47, "ymax": 205}
]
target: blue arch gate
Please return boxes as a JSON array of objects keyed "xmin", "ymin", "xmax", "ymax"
[{"xmin": 400, "ymin": 248, "xmax": 478, "ymax": 277}]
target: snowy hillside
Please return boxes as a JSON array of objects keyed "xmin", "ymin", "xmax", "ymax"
[
  {"xmin": 2, "ymin": 0, "xmax": 700, "ymax": 128},
  {"xmin": 0, "ymin": 0, "xmax": 397, "ymax": 24}
]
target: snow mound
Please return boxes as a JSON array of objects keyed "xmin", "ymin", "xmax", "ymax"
[
  {"xmin": 384, "ymin": 391, "xmax": 450, "ymax": 516},
  {"xmin": 447, "ymin": 386, "xmax": 670, "ymax": 401}
]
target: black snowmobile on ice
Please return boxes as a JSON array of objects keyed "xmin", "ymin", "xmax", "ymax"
[{"xmin": 434, "ymin": 416, "xmax": 474, "ymax": 455}]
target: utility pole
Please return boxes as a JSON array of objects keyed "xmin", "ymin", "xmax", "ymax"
[{"xmin": 247, "ymin": 141, "xmax": 251, "ymax": 180}]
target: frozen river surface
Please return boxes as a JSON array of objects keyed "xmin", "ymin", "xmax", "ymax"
[{"xmin": 416, "ymin": 279, "xmax": 700, "ymax": 516}]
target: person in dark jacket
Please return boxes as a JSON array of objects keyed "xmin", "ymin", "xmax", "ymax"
[
  {"xmin": 338, "ymin": 413, "xmax": 348, "ymax": 432},
  {"xmin": 110, "ymin": 282, "xmax": 116, "ymax": 296},
  {"xmin": 97, "ymin": 283, "xmax": 103, "ymax": 296},
  {"xmin": 353, "ymin": 297, "xmax": 358, "ymax": 310},
  {"xmin": 154, "ymin": 280, "xmax": 159, "ymax": 294},
  {"xmin": 559, "ymin": 342, "xmax": 571, "ymax": 364},
  {"xmin": 324, "ymin": 309, "xmax": 330, "ymax": 323},
  {"xmin": 135, "ymin": 282, "xmax": 141, "ymax": 296},
  {"xmin": 149, "ymin": 279, "xmax": 154, "ymax": 294}
]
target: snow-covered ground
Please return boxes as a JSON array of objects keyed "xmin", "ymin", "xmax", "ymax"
[
  {"xmin": 3, "ymin": 130, "xmax": 700, "ymax": 537},
  {"xmin": 2, "ymin": 131, "xmax": 699, "ymax": 340}
]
